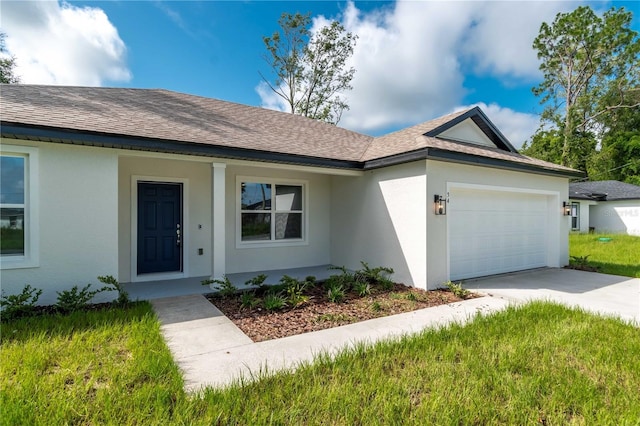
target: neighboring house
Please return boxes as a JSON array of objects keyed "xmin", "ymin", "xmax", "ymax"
[
  {"xmin": 0, "ymin": 85, "xmax": 582, "ymax": 304},
  {"xmin": 569, "ymin": 180, "xmax": 640, "ymax": 236}
]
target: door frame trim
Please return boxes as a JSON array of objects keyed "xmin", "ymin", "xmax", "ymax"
[
  {"xmin": 130, "ymin": 175, "xmax": 189, "ymax": 283},
  {"xmin": 445, "ymin": 182, "xmax": 560, "ymax": 281}
]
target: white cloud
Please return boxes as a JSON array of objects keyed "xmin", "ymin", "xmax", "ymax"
[
  {"xmin": 2, "ymin": 0, "xmax": 131, "ymax": 86},
  {"xmin": 257, "ymin": 1, "xmax": 575, "ymax": 138},
  {"xmin": 454, "ymin": 102, "xmax": 540, "ymax": 149}
]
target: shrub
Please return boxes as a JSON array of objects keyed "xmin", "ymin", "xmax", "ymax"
[
  {"xmin": 1, "ymin": 285, "xmax": 42, "ymax": 322},
  {"xmin": 444, "ymin": 281, "xmax": 470, "ymax": 299},
  {"xmin": 406, "ymin": 292, "xmax": 418, "ymax": 302},
  {"xmin": 56, "ymin": 283, "xmax": 109, "ymax": 313},
  {"xmin": 245, "ymin": 274, "xmax": 268, "ymax": 287},
  {"xmin": 202, "ymin": 276, "xmax": 237, "ymax": 298},
  {"xmin": 370, "ymin": 301, "xmax": 382, "ymax": 312},
  {"xmin": 355, "ymin": 261, "xmax": 394, "ymax": 289},
  {"xmin": 97, "ymin": 275, "xmax": 130, "ymax": 306},
  {"xmin": 263, "ymin": 293, "xmax": 287, "ymax": 311}
]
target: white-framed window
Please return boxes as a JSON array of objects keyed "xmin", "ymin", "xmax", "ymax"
[
  {"xmin": 0, "ymin": 144, "xmax": 39, "ymax": 269},
  {"xmin": 237, "ymin": 177, "xmax": 307, "ymax": 246},
  {"xmin": 571, "ymin": 202, "xmax": 580, "ymax": 231}
]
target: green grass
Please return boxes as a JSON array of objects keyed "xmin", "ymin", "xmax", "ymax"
[
  {"xmin": 2, "ymin": 302, "xmax": 639, "ymax": 424},
  {"xmin": 570, "ymin": 233, "xmax": 640, "ymax": 277}
]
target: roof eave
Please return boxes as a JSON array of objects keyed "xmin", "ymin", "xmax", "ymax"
[
  {"xmin": 0, "ymin": 123, "xmax": 362, "ymax": 170},
  {"xmin": 363, "ymin": 147, "xmax": 584, "ymax": 178}
]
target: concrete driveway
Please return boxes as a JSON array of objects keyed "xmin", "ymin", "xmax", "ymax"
[{"xmin": 465, "ymin": 268, "xmax": 639, "ymax": 324}]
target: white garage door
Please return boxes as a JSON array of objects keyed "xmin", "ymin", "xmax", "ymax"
[{"xmin": 449, "ymin": 188, "xmax": 549, "ymax": 280}]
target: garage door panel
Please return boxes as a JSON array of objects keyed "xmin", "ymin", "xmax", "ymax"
[{"xmin": 449, "ymin": 189, "xmax": 549, "ymax": 280}]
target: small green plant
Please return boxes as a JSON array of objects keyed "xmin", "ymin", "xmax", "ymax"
[
  {"xmin": 263, "ymin": 293, "xmax": 287, "ymax": 311},
  {"xmin": 245, "ymin": 274, "xmax": 268, "ymax": 287},
  {"xmin": 327, "ymin": 284, "xmax": 345, "ymax": 303},
  {"xmin": 98, "ymin": 275, "xmax": 130, "ymax": 306},
  {"xmin": 370, "ymin": 301, "xmax": 382, "ymax": 312},
  {"xmin": 239, "ymin": 292, "xmax": 260, "ymax": 309},
  {"xmin": 0, "ymin": 285, "xmax": 43, "ymax": 322},
  {"xmin": 444, "ymin": 281, "xmax": 470, "ymax": 299},
  {"xmin": 406, "ymin": 292, "xmax": 418, "ymax": 302},
  {"xmin": 55, "ymin": 283, "xmax": 108, "ymax": 313},
  {"xmin": 326, "ymin": 265, "xmax": 359, "ymax": 292},
  {"xmin": 353, "ymin": 280, "xmax": 371, "ymax": 297},
  {"xmin": 202, "ymin": 276, "xmax": 238, "ymax": 298},
  {"xmin": 279, "ymin": 275, "xmax": 310, "ymax": 308},
  {"xmin": 355, "ymin": 261, "xmax": 394, "ymax": 288}
]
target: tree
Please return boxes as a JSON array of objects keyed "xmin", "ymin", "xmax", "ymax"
[
  {"xmin": 0, "ymin": 31, "xmax": 20, "ymax": 84},
  {"xmin": 529, "ymin": 6, "xmax": 639, "ymax": 170},
  {"xmin": 261, "ymin": 12, "xmax": 357, "ymax": 125}
]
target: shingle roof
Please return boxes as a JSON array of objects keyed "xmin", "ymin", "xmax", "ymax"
[
  {"xmin": 570, "ymin": 180, "xmax": 640, "ymax": 201},
  {"xmin": 0, "ymin": 84, "xmax": 581, "ymax": 177},
  {"xmin": 0, "ymin": 85, "xmax": 373, "ymax": 162}
]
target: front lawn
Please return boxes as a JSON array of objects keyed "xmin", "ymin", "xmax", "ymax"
[
  {"xmin": 569, "ymin": 233, "xmax": 640, "ymax": 277},
  {"xmin": 2, "ymin": 301, "xmax": 639, "ymax": 424}
]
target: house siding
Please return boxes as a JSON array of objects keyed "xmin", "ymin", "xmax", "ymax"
[
  {"xmin": 331, "ymin": 161, "xmax": 428, "ymax": 289},
  {"xmin": 590, "ymin": 200, "xmax": 640, "ymax": 236},
  {"xmin": 1, "ymin": 139, "xmax": 118, "ymax": 305}
]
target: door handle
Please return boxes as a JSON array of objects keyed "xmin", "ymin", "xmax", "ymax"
[{"xmin": 176, "ymin": 224, "xmax": 181, "ymax": 246}]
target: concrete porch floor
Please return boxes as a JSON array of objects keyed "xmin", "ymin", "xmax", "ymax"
[{"xmin": 122, "ymin": 264, "xmax": 336, "ymax": 301}]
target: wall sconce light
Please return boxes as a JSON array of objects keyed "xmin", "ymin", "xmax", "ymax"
[
  {"xmin": 434, "ymin": 194, "xmax": 446, "ymax": 215},
  {"xmin": 562, "ymin": 201, "xmax": 572, "ymax": 216}
]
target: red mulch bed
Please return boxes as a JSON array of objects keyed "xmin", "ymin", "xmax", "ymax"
[{"xmin": 205, "ymin": 283, "xmax": 474, "ymax": 342}]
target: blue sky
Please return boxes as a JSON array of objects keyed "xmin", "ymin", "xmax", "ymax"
[{"xmin": 2, "ymin": 0, "xmax": 638, "ymax": 147}]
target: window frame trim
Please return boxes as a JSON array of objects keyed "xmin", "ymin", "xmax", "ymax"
[
  {"xmin": 0, "ymin": 144, "xmax": 39, "ymax": 269},
  {"xmin": 235, "ymin": 176, "xmax": 309, "ymax": 249}
]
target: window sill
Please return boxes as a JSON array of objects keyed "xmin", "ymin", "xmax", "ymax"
[
  {"xmin": 236, "ymin": 239, "xmax": 308, "ymax": 249},
  {"xmin": 0, "ymin": 257, "xmax": 39, "ymax": 270}
]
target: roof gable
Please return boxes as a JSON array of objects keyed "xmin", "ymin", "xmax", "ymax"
[{"xmin": 436, "ymin": 118, "xmax": 497, "ymax": 148}]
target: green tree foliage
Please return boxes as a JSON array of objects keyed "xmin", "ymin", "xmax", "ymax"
[
  {"xmin": 0, "ymin": 31, "xmax": 20, "ymax": 84},
  {"xmin": 525, "ymin": 6, "xmax": 639, "ymax": 179},
  {"xmin": 261, "ymin": 12, "xmax": 357, "ymax": 125}
]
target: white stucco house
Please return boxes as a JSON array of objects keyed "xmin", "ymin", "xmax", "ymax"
[
  {"xmin": 1, "ymin": 85, "xmax": 582, "ymax": 304},
  {"xmin": 569, "ymin": 180, "xmax": 640, "ymax": 235}
]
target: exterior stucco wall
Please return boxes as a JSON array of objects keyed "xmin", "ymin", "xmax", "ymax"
[
  {"xmin": 330, "ymin": 161, "xmax": 428, "ymax": 289},
  {"xmin": 118, "ymin": 156, "xmax": 213, "ymax": 282},
  {"xmin": 426, "ymin": 160, "xmax": 570, "ymax": 288},
  {"xmin": 589, "ymin": 200, "xmax": 640, "ymax": 236},
  {"xmin": 224, "ymin": 165, "xmax": 331, "ymax": 274},
  {"xmin": 1, "ymin": 139, "xmax": 118, "ymax": 305}
]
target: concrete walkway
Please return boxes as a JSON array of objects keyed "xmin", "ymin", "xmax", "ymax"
[{"xmin": 151, "ymin": 294, "xmax": 509, "ymax": 391}]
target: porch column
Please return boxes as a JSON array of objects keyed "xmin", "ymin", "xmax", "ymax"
[{"xmin": 211, "ymin": 163, "xmax": 226, "ymax": 283}]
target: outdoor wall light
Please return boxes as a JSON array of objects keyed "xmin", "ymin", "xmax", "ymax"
[
  {"xmin": 434, "ymin": 194, "xmax": 446, "ymax": 215},
  {"xmin": 563, "ymin": 201, "xmax": 572, "ymax": 216}
]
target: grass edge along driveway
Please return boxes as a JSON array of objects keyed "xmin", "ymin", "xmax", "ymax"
[{"xmin": 2, "ymin": 300, "xmax": 639, "ymax": 425}]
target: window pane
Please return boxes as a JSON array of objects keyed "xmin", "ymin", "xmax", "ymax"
[
  {"xmin": 1, "ymin": 207, "xmax": 24, "ymax": 255},
  {"xmin": 0, "ymin": 156, "xmax": 25, "ymax": 204},
  {"xmin": 275, "ymin": 213, "xmax": 302, "ymax": 239},
  {"xmin": 241, "ymin": 183, "xmax": 271, "ymax": 210},
  {"xmin": 241, "ymin": 213, "xmax": 271, "ymax": 241},
  {"xmin": 275, "ymin": 185, "xmax": 302, "ymax": 211}
]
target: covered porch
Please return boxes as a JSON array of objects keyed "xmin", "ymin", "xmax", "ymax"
[{"xmin": 122, "ymin": 264, "xmax": 336, "ymax": 301}]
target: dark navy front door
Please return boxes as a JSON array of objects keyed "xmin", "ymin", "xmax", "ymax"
[{"xmin": 137, "ymin": 182, "xmax": 182, "ymax": 275}]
